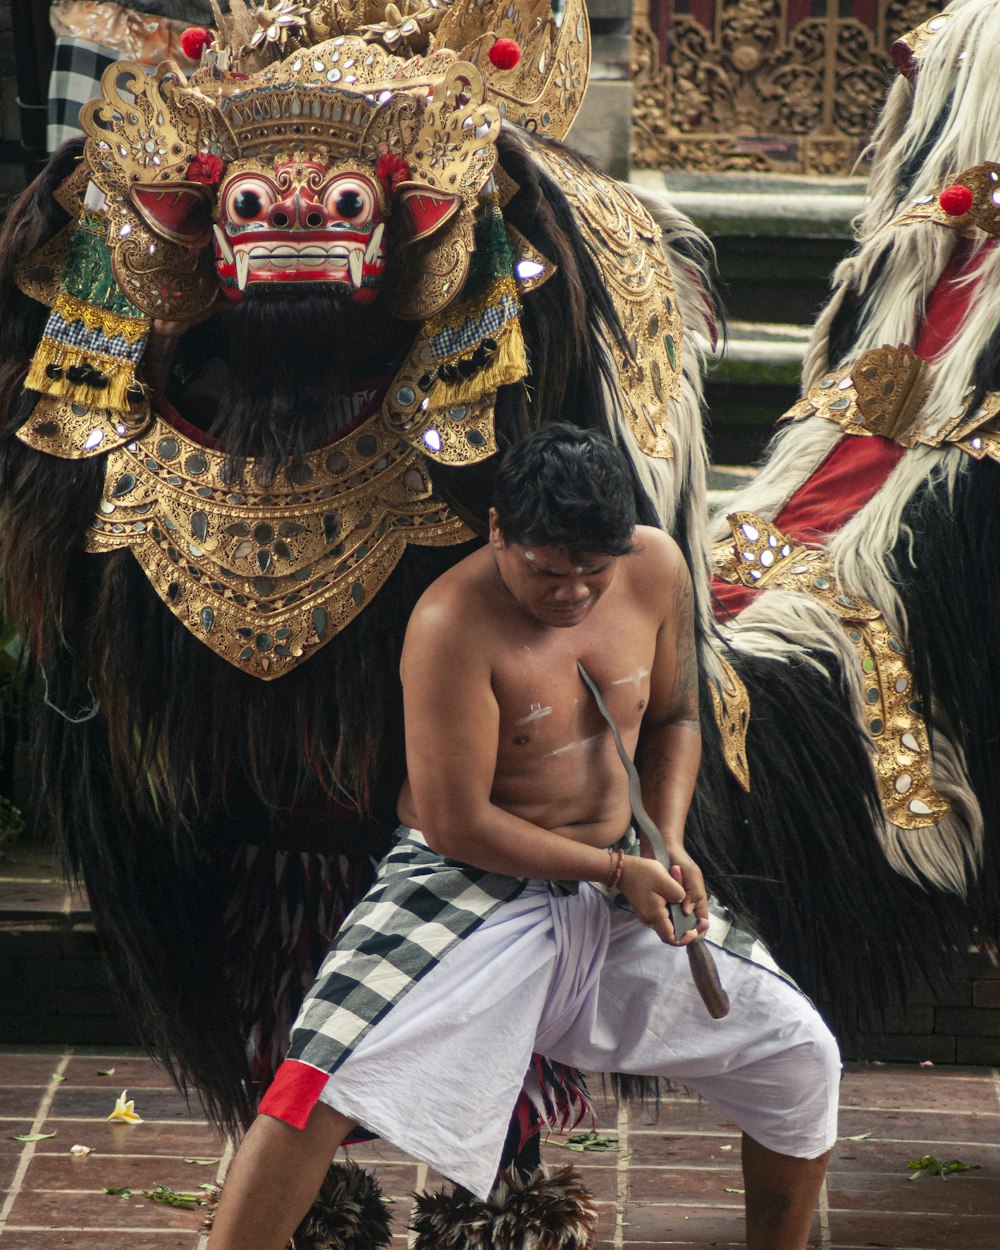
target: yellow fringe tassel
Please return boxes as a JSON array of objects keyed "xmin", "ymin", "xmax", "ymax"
[
  {"xmin": 25, "ymin": 338, "xmax": 140, "ymax": 412},
  {"xmin": 53, "ymin": 291, "xmax": 148, "ymax": 345},
  {"xmin": 429, "ymin": 318, "xmax": 528, "ymax": 407}
]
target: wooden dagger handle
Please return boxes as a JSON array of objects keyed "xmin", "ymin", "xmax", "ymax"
[{"xmin": 686, "ymin": 939, "xmax": 731, "ymax": 1020}]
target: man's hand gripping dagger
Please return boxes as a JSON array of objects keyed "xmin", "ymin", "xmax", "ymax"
[{"xmin": 577, "ymin": 661, "xmax": 730, "ymax": 1020}]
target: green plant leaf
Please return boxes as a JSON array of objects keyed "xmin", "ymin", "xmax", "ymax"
[
  {"xmin": 554, "ymin": 1131, "xmax": 620, "ymax": 1152},
  {"xmin": 906, "ymin": 1154, "xmax": 978, "ymax": 1180},
  {"xmin": 9, "ymin": 1132, "xmax": 57, "ymax": 1143},
  {"xmin": 143, "ymin": 1184, "xmax": 206, "ymax": 1209},
  {"xmin": 105, "ymin": 1186, "xmax": 132, "ymax": 1198}
]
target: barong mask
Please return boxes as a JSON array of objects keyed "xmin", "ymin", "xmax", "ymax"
[
  {"xmin": 212, "ymin": 156, "xmax": 390, "ymax": 302},
  {"xmin": 12, "ymin": 0, "xmax": 597, "ymax": 680}
]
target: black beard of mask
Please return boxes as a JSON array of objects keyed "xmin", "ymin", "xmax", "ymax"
[{"xmin": 207, "ymin": 285, "xmax": 357, "ymax": 485}]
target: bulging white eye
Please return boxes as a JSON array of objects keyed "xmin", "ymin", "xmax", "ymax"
[
  {"xmin": 223, "ymin": 176, "xmax": 277, "ymax": 223},
  {"xmin": 323, "ymin": 175, "xmax": 377, "ymax": 225}
]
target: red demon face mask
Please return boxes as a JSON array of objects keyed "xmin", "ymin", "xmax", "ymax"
[{"xmin": 213, "ymin": 156, "xmax": 388, "ymax": 304}]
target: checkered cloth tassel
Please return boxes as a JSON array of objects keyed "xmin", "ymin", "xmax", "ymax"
[
  {"xmin": 411, "ymin": 1166, "xmax": 598, "ymax": 1250},
  {"xmin": 24, "ymin": 210, "xmax": 149, "ymax": 413},
  {"xmin": 424, "ymin": 198, "xmax": 528, "ymax": 406}
]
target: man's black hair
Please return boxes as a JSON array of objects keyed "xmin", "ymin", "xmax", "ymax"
[{"xmin": 492, "ymin": 424, "xmax": 637, "ymax": 558}]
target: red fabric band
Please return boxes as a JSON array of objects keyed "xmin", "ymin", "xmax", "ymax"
[{"xmin": 258, "ymin": 1058, "xmax": 330, "ymax": 1129}]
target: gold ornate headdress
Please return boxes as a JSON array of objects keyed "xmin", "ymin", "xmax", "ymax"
[{"xmin": 13, "ymin": 1, "xmax": 601, "ymax": 679}]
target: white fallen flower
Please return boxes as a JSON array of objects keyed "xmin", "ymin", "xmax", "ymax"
[
  {"xmin": 107, "ymin": 1090, "xmax": 143, "ymax": 1124},
  {"xmin": 70, "ymin": 1144, "xmax": 93, "ymax": 1155}
]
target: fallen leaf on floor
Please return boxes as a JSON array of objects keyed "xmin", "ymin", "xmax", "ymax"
[
  {"xmin": 50, "ymin": 1074, "xmax": 66, "ymax": 1083},
  {"xmin": 844, "ymin": 1132, "xmax": 872, "ymax": 1141},
  {"xmin": 143, "ymin": 1184, "xmax": 207, "ymax": 1209},
  {"xmin": 554, "ymin": 1131, "xmax": 619, "ymax": 1152},
  {"xmin": 107, "ymin": 1090, "xmax": 143, "ymax": 1123},
  {"xmin": 69, "ymin": 1144, "xmax": 92, "ymax": 1156},
  {"xmin": 97, "ymin": 1067, "xmax": 116, "ymax": 1076},
  {"xmin": 906, "ymin": 1154, "xmax": 980, "ymax": 1180},
  {"xmin": 105, "ymin": 1186, "xmax": 132, "ymax": 1199},
  {"xmin": 719, "ymin": 1144, "xmax": 733, "ymax": 1152},
  {"xmin": 9, "ymin": 1132, "xmax": 56, "ymax": 1143},
  {"xmin": 183, "ymin": 1157, "xmax": 220, "ymax": 1165},
  {"xmin": 724, "ymin": 1186, "xmax": 745, "ymax": 1194}
]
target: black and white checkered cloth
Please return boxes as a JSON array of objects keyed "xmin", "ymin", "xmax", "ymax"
[
  {"xmin": 47, "ymin": 37, "xmax": 118, "ymax": 152},
  {"xmin": 430, "ymin": 292, "xmax": 519, "ymax": 360},
  {"xmin": 286, "ymin": 829, "xmax": 526, "ymax": 1077},
  {"xmin": 285, "ymin": 826, "xmax": 797, "ymax": 1081},
  {"xmin": 41, "ymin": 311, "xmax": 146, "ymax": 361}
]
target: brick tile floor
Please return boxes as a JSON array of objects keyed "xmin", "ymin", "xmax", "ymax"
[{"xmin": 0, "ymin": 1048, "xmax": 997, "ymax": 1248}]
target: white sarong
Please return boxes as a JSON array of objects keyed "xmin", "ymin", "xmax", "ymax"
[{"xmin": 313, "ymin": 859, "xmax": 840, "ymax": 1198}]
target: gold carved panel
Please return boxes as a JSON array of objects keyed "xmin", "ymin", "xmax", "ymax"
[{"xmin": 632, "ymin": 0, "xmax": 943, "ymax": 175}]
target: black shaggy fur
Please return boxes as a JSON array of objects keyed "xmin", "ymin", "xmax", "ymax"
[
  {"xmin": 411, "ymin": 1166, "xmax": 598, "ymax": 1250},
  {"xmin": 202, "ymin": 1160, "xmax": 393, "ymax": 1250},
  {"xmin": 0, "ymin": 131, "xmax": 682, "ymax": 1139}
]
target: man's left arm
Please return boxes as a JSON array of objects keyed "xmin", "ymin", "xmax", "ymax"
[{"xmin": 637, "ymin": 548, "xmax": 708, "ymax": 934}]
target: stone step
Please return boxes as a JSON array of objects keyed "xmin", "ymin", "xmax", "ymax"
[
  {"xmin": 628, "ymin": 170, "xmax": 861, "ymax": 327},
  {"xmin": 698, "ymin": 321, "xmax": 809, "ymax": 465}
]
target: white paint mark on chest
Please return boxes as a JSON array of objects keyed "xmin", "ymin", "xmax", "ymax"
[
  {"xmin": 516, "ymin": 703, "xmax": 553, "ymax": 725},
  {"xmin": 611, "ymin": 666, "xmax": 650, "ymax": 687},
  {"xmin": 546, "ymin": 733, "xmax": 604, "ymax": 758}
]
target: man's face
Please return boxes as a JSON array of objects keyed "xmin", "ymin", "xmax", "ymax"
[{"xmin": 488, "ymin": 511, "xmax": 619, "ymax": 628}]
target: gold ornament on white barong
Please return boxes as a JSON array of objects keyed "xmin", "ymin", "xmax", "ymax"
[{"xmin": 713, "ymin": 512, "xmax": 950, "ymax": 831}]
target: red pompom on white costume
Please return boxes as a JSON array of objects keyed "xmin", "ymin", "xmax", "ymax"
[
  {"xmin": 939, "ymin": 184, "xmax": 973, "ymax": 217},
  {"xmin": 488, "ymin": 38, "xmax": 522, "ymax": 70},
  {"xmin": 180, "ymin": 26, "xmax": 212, "ymax": 61}
]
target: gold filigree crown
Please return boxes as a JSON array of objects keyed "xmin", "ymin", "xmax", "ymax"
[{"xmin": 67, "ymin": 0, "xmax": 589, "ymax": 322}]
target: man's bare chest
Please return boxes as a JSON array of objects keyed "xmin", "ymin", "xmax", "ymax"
[{"xmin": 492, "ymin": 626, "xmax": 655, "ymax": 755}]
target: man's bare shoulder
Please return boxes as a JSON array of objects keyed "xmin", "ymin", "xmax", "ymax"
[
  {"xmin": 628, "ymin": 526, "xmax": 688, "ymax": 588},
  {"xmin": 402, "ymin": 545, "xmax": 498, "ymax": 656}
]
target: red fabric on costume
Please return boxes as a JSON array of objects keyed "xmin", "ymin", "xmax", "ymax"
[
  {"xmin": 712, "ymin": 437, "xmax": 906, "ymax": 618},
  {"xmin": 772, "ymin": 436, "xmax": 907, "ymax": 546},
  {"xmin": 258, "ymin": 1058, "xmax": 329, "ymax": 1129},
  {"xmin": 712, "ymin": 237, "xmax": 996, "ymax": 621},
  {"xmin": 916, "ymin": 237, "xmax": 995, "ymax": 362}
]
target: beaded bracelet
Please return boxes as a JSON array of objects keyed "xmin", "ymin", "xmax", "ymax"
[{"xmin": 605, "ymin": 847, "xmax": 625, "ymax": 892}]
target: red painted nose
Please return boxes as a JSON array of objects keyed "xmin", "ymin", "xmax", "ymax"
[{"xmin": 267, "ymin": 192, "xmax": 329, "ymax": 230}]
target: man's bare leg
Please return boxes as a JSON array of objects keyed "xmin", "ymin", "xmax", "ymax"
[
  {"xmin": 741, "ymin": 1133, "xmax": 831, "ymax": 1250},
  {"xmin": 207, "ymin": 1103, "xmax": 354, "ymax": 1250}
]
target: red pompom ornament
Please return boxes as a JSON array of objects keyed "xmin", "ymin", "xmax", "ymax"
[
  {"xmin": 187, "ymin": 153, "xmax": 224, "ymax": 185},
  {"xmin": 376, "ymin": 153, "xmax": 411, "ymax": 196},
  {"xmin": 939, "ymin": 183, "xmax": 973, "ymax": 217},
  {"xmin": 488, "ymin": 38, "xmax": 522, "ymax": 70},
  {"xmin": 180, "ymin": 26, "xmax": 212, "ymax": 61}
]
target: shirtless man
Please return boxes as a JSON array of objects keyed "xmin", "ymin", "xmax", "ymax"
[{"xmin": 207, "ymin": 425, "xmax": 839, "ymax": 1250}]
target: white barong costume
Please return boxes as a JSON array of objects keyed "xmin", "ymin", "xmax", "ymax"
[{"xmin": 260, "ymin": 829, "xmax": 840, "ymax": 1199}]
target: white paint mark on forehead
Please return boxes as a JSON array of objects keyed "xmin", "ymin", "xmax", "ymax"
[
  {"xmin": 612, "ymin": 666, "xmax": 650, "ymax": 686},
  {"xmin": 516, "ymin": 703, "xmax": 552, "ymax": 725}
]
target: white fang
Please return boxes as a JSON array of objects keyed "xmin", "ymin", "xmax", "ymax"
[
  {"xmin": 348, "ymin": 249, "xmax": 363, "ymax": 289},
  {"xmin": 364, "ymin": 223, "xmax": 384, "ymax": 264},
  {"xmin": 235, "ymin": 250, "xmax": 250, "ymax": 291},
  {"xmin": 213, "ymin": 225, "xmax": 234, "ymax": 264}
]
